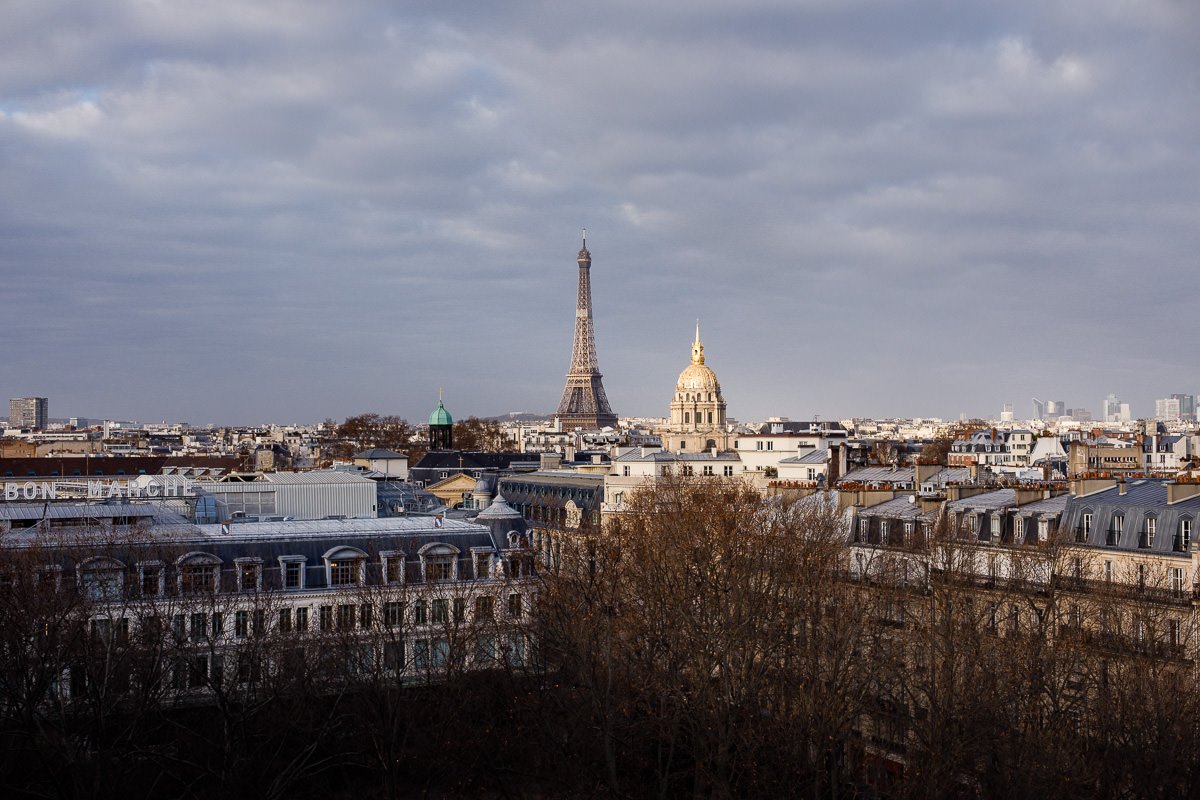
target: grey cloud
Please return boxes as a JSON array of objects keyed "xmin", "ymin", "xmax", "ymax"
[{"xmin": 1, "ymin": 0, "xmax": 1197, "ymax": 423}]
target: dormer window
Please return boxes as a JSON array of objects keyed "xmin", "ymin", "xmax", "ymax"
[
  {"xmin": 1177, "ymin": 518, "xmax": 1193, "ymax": 553},
  {"xmin": 382, "ymin": 551, "xmax": 405, "ymax": 585},
  {"xmin": 1141, "ymin": 516, "xmax": 1156, "ymax": 549},
  {"xmin": 235, "ymin": 558, "xmax": 263, "ymax": 592},
  {"xmin": 472, "ymin": 549, "xmax": 493, "ymax": 580},
  {"xmin": 177, "ymin": 552, "xmax": 222, "ymax": 595},
  {"xmin": 139, "ymin": 561, "xmax": 164, "ymax": 597},
  {"xmin": 323, "ymin": 547, "xmax": 368, "ymax": 586},
  {"xmin": 418, "ymin": 543, "xmax": 460, "ymax": 582},
  {"xmin": 279, "ymin": 557, "xmax": 306, "ymax": 589},
  {"xmin": 78, "ymin": 557, "xmax": 125, "ymax": 602},
  {"xmin": 1107, "ymin": 514, "xmax": 1123, "ymax": 546}
]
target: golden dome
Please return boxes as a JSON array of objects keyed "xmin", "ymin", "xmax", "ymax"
[
  {"xmin": 676, "ymin": 321, "xmax": 721, "ymax": 391},
  {"xmin": 677, "ymin": 362, "xmax": 721, "ymax": 392}
]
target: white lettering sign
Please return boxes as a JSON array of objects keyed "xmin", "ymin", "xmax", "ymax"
[{"xmin": 1, "ymin": 480, "xmax": 195, "ymax": 501}]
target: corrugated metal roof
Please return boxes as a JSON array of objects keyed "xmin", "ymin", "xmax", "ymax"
[
  {"xmin": 259, "ymin": 471, "xmax": 376, "ymax": 485},
  {"xmin": 0, "ymin": 501, "xmax": 180, "ymax": 521},
  {"xmin": 185, "ymin": 515, "xmax": 480, "ymax": 541}
]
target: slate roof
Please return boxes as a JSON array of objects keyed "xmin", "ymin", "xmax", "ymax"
[
  {"xmin": 779, "ymin": 448, "xmax": 828, "ymax": 465},
  {"xmin": 353, "ymin": 449, "xmax": 409, "ymax": 460},
  {"xmin": 1062, "ymin": 480, "xmax": 1200, "ymax": 555}
]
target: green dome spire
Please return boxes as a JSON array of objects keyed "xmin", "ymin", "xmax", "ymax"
[{"xmin": 429, "ymin": 390, "xmax": 453, "ymax": 426}]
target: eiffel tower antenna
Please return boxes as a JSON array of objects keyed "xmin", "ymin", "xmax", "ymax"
[{"xmin": 554, "ymin": 233, "xmax": 617, "ymax": 430}]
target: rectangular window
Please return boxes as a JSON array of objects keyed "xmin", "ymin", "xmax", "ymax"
[
  {"xmin": 431, "ymin": 598, "xmax": 449, "ymax": 624},
  {"xmin": 238, "ymin": 561, "xmax": 261, "ymax": 592},
  {"xmin": 295, "ymin": 607, "xmax": 309, "ymax": 632},
  {"xmin": 622, "ymin": 465, "xmax": 630, "ymax": 476},
  {"xmin": 425, "ymin": 557, "xmax": 453, "ymax": 581},
  {"xmin": 475, "ymin": 635, "xmax": 495, "ymax": 665},
  {"xmin": 413, "ymin": 639, "xmax": 430, "ymax": 670},
  {"xmin": 453, "ymin": 597, "xmax": 465, "ymax": 623},
  {"xmin": 702, "ymin": 465, "xmax": 713, "ymax": 476},
  {"xmin": 190, "ymin": 612, "xmax": 206, "ymax": 642},
  {"xmin": 235, "ymin": 610, "xmax": 249, "ymax": 638},
  {"xmin": 180, "ymin": 565, "xmax": 215, "ymax": 595},
  {"xmin": 1146, "ymin": 517, "xmax": 1157, "ymax": 547},
  {"xmin": 211, "ymin": 612, "xmax": 224, "ymax": 638},
  {"xmin": 384, "ymin": 601, "xmax": 403, "ymax": 627},
  {"xmin": 188, "ymin": 655, "xmax": 208, "ymax": 688},
  {"xmin": 383, "ymin": 641, "xmax": 405, "ymax": 671},
  {"xmin": 172, "ymin": 614, "xmax": 185, "ymax": 642},
  {"xmin": 279, "ymin": 608, "xmax": 292, "ymax": 634},
  {"xmin": 1171, "ymin": 567, "xmax": 1185, "ymax": 594},
  {"xmin": 724, "ymin": 466, "xmax": 733, "ymax": 477},
  {"xmin": 508, "ymin": 593, "xmax": 522, "ymax": 618},
  {"xmin": 413, "ymin": 599, "xmax": 427, "ymax": 625},
  {"xmin": 475, "ymin": 595, "xmax": 494, "ymax": 620},
  {"xmin": 330, "ymin": 560, "xmax": 359, "ymax": 586},
  {"xmin": 283, "ymin": 560, "xmax": 303, "ymax": 589},
  {"xmin": 319, "ymin": 605, "xmax": 333, "ymax": 632},
  {"xmin": 1104, "ymin": 560, "xmax": 1113, "ymax": 583},
  {"xmin": 360, "ymin": 603, "xmax": 373, "ymax": 629},
  {"xmin": 432, "ymin": 637, "xmax": 450, "ymax": 667},
  {"xmin": 475, "ymin": 553, "xmax": 491, "ymax": 579},
  {"xmin": 1169, "ymin": 619, "xmax": 1182, "ymax": 647},
  {"xmin": 385, "ymin": 557, "xmax": 403, "ymax": 585},
  {"xmin": 337, "ymin": 604, "xmax": 356, "ymax": 630},
  {"xmin": 253, "ymin": 609, "xmax": 265, "ymax": 636},
  {"xmin": 141, "ymin": 564, "xmax": 162, "ymax": 597}
]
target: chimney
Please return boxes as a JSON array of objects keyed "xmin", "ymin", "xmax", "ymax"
[
  {"xmin": 828, "ymin": 444, "xmax": 841, "ymax": 485},
  {"xmin": 1118, "ymin": 477, "xmax": 1127, "ymax": 495},
  {"xmin": 1167, "ymin": 482, "xmax": 1200, "ymax": 504}
]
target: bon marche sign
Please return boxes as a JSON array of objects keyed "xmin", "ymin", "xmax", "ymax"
[{"xmin": 2, "ymin": 480, "xmax": 197, "ymax": 501}]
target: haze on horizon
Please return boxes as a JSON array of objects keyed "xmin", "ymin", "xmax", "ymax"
[{"xmin": 2, "ymin": 0, "xmax": 1197, "ymax": 427}]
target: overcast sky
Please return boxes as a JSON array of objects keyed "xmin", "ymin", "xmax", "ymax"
[{"xmin": 2, "ymin": 0, "xmax": 1197, "ymax": 426}]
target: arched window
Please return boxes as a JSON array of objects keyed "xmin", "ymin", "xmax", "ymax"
[
  {"xmin": 323, "ymin": 546, "xmax": 368, "ymax": 586},
  {"xmin": 418, "ymin": 543, "xmax": 460, "ymax": 582},
  {"xmin": 176, "ymin": 552, "xmax": 221, "ymax": 595},
  {"xmin": 684, "ymin": 412, "xmax": 690, "ymax": 424},
  {"xmin": 77, "ymin": 557, "xmax": 125, "ymax": 602}
]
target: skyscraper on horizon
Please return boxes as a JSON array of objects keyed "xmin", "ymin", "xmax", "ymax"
[
  {"xmin": 554, "ymin": 234, "xmax": 618, "ymax": 430},
  {"xmin": 8, "ymin": 397, "xmax": 48, "ymax": 430}
]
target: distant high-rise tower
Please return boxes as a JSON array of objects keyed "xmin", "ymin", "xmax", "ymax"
[
  {"xmin": 8, "ymin": 397, "xmax": 48, "ymax": 430},
  {"xmin": 554, "ymin": 233, "xmax": 618, "ymax": 430}
]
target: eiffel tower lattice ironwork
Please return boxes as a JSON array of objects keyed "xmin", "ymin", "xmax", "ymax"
[{"xmin": 555, "ymin": 232, "xmax": 618, "ymax": 430}]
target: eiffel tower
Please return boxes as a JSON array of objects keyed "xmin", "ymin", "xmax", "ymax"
[{"xmin": 555, "ymin": 232, "xmax": 618, "ymax": 430}]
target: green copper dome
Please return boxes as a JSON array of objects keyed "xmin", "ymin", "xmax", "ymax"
[{"xmin": 428, "ymin": 399, "xmax": 453, "ymax": 426}]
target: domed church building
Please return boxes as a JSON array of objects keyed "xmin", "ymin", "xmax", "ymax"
[{"xmin": 662, "ymin": 323, "xmax": 731, "ymax": 452}]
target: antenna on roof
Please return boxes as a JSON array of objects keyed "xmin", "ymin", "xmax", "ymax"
[{"xmin": 581, "ymin": 227, "xmax": 587, "ymax": 247}]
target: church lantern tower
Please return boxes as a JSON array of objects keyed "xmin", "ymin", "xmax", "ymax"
[{"xmin": 428, "ymin": 391, "xmax": 454, "ymax": 450}]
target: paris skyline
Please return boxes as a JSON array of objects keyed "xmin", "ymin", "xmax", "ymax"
[{"xmin": 2, "ymin": 1, "xmax": 1198, "ymax": 424}]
